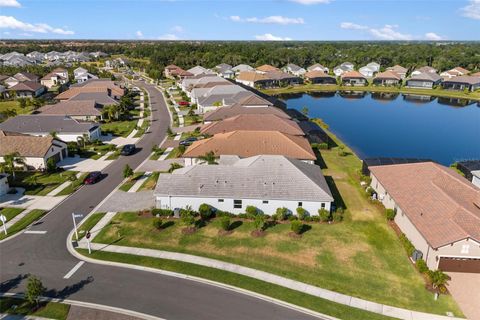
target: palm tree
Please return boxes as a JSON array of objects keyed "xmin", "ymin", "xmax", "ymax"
[
  {"xmin": 429, "ymin": 270, "xmax": 449, "ymax": 291},
  {"xmin": 199, "ymin": 151, "xmax": 217, "ymax": 165},
  {"xmin": 0, "ymin": 152, "xmax": 25, "ymax": 180}
]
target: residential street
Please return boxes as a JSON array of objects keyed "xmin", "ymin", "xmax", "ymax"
[{"xmin": 0, "ymin": 81, "xmax": 321, "ymax": 320}]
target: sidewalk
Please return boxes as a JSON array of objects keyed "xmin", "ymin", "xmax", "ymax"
[
  {"xmin": 128, "ymin": 173, "xmax": 151, "ymax": 192},
  {"xmin": 46, "ymin": 181, "xmax": 71, "ymax": 196}
]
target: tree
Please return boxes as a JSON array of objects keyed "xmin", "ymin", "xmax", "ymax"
[
  {"xmin": 198, "ymin": 203, "xmax": 213, "ymax": 220},
  {"xmin": 253, "ymin": 215, "xmax": 265, "ymax": 231},
  {"xmin": 123, "ymin": 164, "xmax": 133, "ymax": 178},
  {"xmin": 0, "ymin": 152, "xmax": 25, "ymax": 179},
  {"xmin": 220, "ymin": 216, "xmax": 230, "ymax": 231},
  {"xmin": 46, "ymin": 157, "xmax": 57, "ymax": 173},
  {"xmin": 168, "ymin": 162, "xmax": 183, "ymax": 173},
  {"xmin": 318, "ymin": 209, "xmax": 331, "ymax": 222},
  {"xmin": 18, "ymin": 98, "xmax": 27, "ymax": 109},
  {"xmin": 428, "ymin": 270, "xmax": 449, "ymax": 291},
  {"xmin": 181, "ymin": 206, "xmax": 196, "ymax": 227},
  {"xmin": 25, "ymin": 275, "xmax": 46, "ymax": 307},
  {"xmin": 291, "ymin": 220, "xmax": 303, "ymax": 235},
  {"xmin": 198, "ymin": 151, "xmax": 217, "ymax": 165}
]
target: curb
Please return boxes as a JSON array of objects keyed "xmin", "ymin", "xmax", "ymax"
[{"xmin": 0, "ymin": 292, "xmax": 164, "ymax": 320}]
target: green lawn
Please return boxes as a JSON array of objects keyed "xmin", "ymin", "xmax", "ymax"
[
  {"xmin": 133, "ymin": 119, "xmax": 150, "ymax": 138},
  {"xmin": 0, "ymin": 208, "xmax": 24, "ymax": 226},
  {"xmin": 0, "ymin": 100, "xmax": 33, "ymax": 121},
  {"xmin": 101, "ymin": 120, "xmax": 137, "ymax": 137},
  {"xmin": 138, "ymin": 172, "xmax": 160, "ymax": 191},
  {"xmin": 93, "ymin": 137, "xmax": 462, "ymax": 316},
  {"xmin": 77, "ymin": 249, "xmax": 395, "ymax": 320},
  {"xmin": 85, "ymin": 143, "xmax": 117, "ymax": 160},
  {"xmin": 118, "ymin": 172, "xmax": 145, "ymax": 192},
  {"xmin": 56, "ymin": 173, "xmax": 88, "ymax": 196},
  {"xmin": 165, "ymin": 146, "xmax": 185, "ymax": 159},
  {"xmin": 0, "ymin": 209, "xmax": 46, "ymax": 240},
  {"xmin": 10, "ymin": 171, "xmax": 78, "ymax": 196},
  {"xmin": 74, "ymin": 212, "xmax": 107, "ymax": 241},
  {"xmin": 0, "ymin": 297, "xmax": 70, "ymax": 320}
]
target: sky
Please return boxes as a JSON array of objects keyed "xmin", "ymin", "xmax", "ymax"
[{"xmin": 0, "ymin": 0, "xmax": 479, "ymax": 41}]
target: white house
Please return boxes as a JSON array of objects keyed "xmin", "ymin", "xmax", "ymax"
[
  {"xmin": 232, "ymin": 64, "xmax": 254, "ymax": 75},
  {"xmin": 366, "ymin": 62, "xmax": 381, "ymax": 73},
  {"xmin": 0, "ymin": 131, "xmax": 68, "ymax": 170},
  {"xmin": 307, "ymin": 63, "xmax": 329, "ymax": 74},
  {"xmin": 283, "ymin": 63, "xmax": 306, "ymax": 77},
  {"xmin": 359, "ymin": 66, "xmax": 376, "ymax": 78},
  {"xmin": 154, "ymin": 155, "xmax": 334, "ymax": 216}
]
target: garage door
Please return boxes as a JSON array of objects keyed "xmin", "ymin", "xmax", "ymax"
[{"xmin": 439, "ymin": 257, "xmax": 480, "ymax": 273}]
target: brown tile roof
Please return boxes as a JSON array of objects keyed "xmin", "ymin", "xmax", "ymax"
[
  {"xmin": 237, "ymin": 94, "xmax": 272, "ymax": 107},
  {"xmin": 387, "ymin": 65, "xmax": 408, "ymax": 73},
  {"xmin": 341, "ymin": 71, "xmax": 366, "ymax": 79},
  {"xmin": 471, "ymin": 71, "xmax": 480, "ymax": 77},
  {"xmin": 305, "ymin": 70, "xmax": 334, "ymax": 79},
  {"xmin": 370, "ymin": 162, "xmax": 480, "ymax": 248},
  {"xmin": 374, "ymin": 70, "xmax": 402, "ymax": 81},
  {"xmin": 236, "ymin": 71, "xmax": 268, "ymax": 82},
  {"xmin": 9, "ymin": 81, "xmax": 44, "ymax": 92},
  {"xmin": 201, "ymin": 114, "xmax": 304, "ymax": 136},
  {"xmin": 183, "ymin": 130, "xmax": 316, "ymax": 160},
  {"xmin": 56, "ymin": 87, "xmax": 108, "ymax": 100},
  {"xmin": 78, "ymin": 80, "xmax": 124, "ymax": 97},
  {"xmin": 0, "ymin": 130, "xmax": 62, "ymax": 158},
  {"xmin": 452, "ymin": 67, "xmax": 470, "ymax": 75},
  {"xmin": 203, "ymin": 104, "xmax": 290, "ymax": 122},
  {"xmin": 256, "ymin": 64, "xmax": 280, "ymax": 72},
  {"xmin": 38, "ymin": 100, "xmax": 102, "ymax": 117}
]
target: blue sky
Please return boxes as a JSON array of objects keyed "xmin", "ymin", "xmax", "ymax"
[{"xmin": 0, "ymin": 0, "xmax": 479, "ymax": 40}]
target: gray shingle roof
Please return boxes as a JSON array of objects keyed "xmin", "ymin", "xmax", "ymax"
[
  {"xmin": 0, "ymin": 115, "xmax": 98, "ymax": 134},
  {"xmin": 154, "ymin": 155, "xmax": 333, "ymax": 202}
]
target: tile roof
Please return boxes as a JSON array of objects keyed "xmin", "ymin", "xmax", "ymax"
[
  {"xmin": 374, "ymin": 70, "xmax": 402, "ymax": 81},
  {"xmin": 200, "ymin": 114, "xmax": 304, "ymax": 136},
  {"xmin": 341, "ymin": 71, "xmax": 366, "ymax": 79},
  {"xmin": 0, "ymin": 130, "xmax": 63, "ymax": 157},
  {"xmin": 387, "ymin": 65, "xmax": 408, "ymax": 73},
  {"xmin": 203, "ymin": 104, "xmax": 290, "ymax": 122},
  {"xmin": 183, "ymin": 130, "xmax": 316, "ymax": 160},
  {"xmin": 443, "ymin": 75, "xmax": 480, "ymax": 85},
  {"xmin": 307, "ymin": 63, "xmax": 327, "ymax": 71},
  {"xmin": 305, "ymin": 70, "xmax": 334, "ymax": 79},
  {"xmin": 256, "ymin": 64, "xmax": 280, "ymax": 72},
  {"xmin": 370, "ymin": 162, "xmax": 480, "ymax": 248},
  {"xmin": 38, "ymin": 100, "xmax": 102, "ymax": 117},
  {"xmin": 408, "ymin": 72, "xmax": 442, "ymax": 82},
  {"xmin": 155, "ymin": 155, "xmax": 333, "ymax": 202},
  {"xmin": 0, "ymin": 115, "xmax": 98, "ymax": 134},
  {"xmin": 56, "ymin": 87, "xmax": 108, "ymax": 99},
  {"xmin": 237, "ymin": 94, "xmax": 273, "ymax": 106},
  {"xmin": 9, "ymin": 81, "xmax": 44, "ymax": 92},
  {"xmin": 68, "ymin": 92, "xmax": 119, "ymax": 106},
  {"xmin": 236, "ymin": 71, "xmax": 269, "ymax": 82}
]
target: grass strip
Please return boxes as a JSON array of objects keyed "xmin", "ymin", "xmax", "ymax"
[
  {"xmin": 0, "ymin": 208, "xmax": 24, "ymax": 226},
  {"xmin": 56, "ymin": 173, "xmax": 88, "ymax": 196},
  {"xmin": 0, "ymin": 209, "xmax": 46, "ymax": 240},
  {"xmin": 118, "ymin": 172, "xmax": 145, "ymax": 192},
  {"xmin": 0, "ymin": 297, "xmax": 70, "ymax": 320},
  {"xmin": 74, "ymin": 212, "xmax": 107, "ymax": 241},
  {"xmin": 138, "ymin": 172, "xmax": 160, "ymax": 191}
]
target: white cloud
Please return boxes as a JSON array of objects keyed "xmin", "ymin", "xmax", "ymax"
[
  {"xmin": 231, "ymin": 15, "xmax": 304, "ymax": 25},
  {"xmin": 171, "ymin": 25, "xmax": 184, "ymax": 33},
  {"xmin": 289, "ymin": 0, "xmax": 330, "ymax": 4},
  {"xmin": 424, "ymin": 32, "xmax": 443, "ymax": 41},
  {"xmin": 254, "ymin": 33, "xmax": 292, "ymax": 41},
  {"xmin": 0, "ymin": 0, "xmax": 21, "ymax": 7},
  {"xmin": 461, "ymin": 0, "xmax": 480, "ymax": 19},
  {"xmin": 158, "ymin": 33, "xmax": 179, "ymax": 40},
  {"xmin": 19, "ymin": 32, "xmax": 32, "ymax": 36},
  {"xmin": 340, "ymin": 22, "xmax": 368, "ymax": 30},
  {"xmin": 0, "ymin": 15, "xmax": 74, "ymax": 34},
  {"xmin": 135, "ymin": 30, "xmax": 143, "ymax": 38}
]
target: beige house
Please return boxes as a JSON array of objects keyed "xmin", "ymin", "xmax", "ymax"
[
  {"xmin": 369, "ymin": 162, "xmax": 480, "ymax": 273},
  {"xmin": 0, "ymin": 131, "xmax": 68, "ymax": 170},
  {"xmin": 40, "ymin": 68, "xmax": 69, "ymax": 88}
]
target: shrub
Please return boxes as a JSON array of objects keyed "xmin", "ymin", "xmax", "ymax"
[
  {"xmin": 198, "ymin": 203, "xmax": 213, "ymax": 220},
  {"xmin": 245, "ymin": 205, "xmax": 258, "ymax": 217},
  {"xmin": 332, "ymin": 209, "xmax": 343, "ymax": 222},
  {"xmin": 288, "ymin": 215, "xmax": 298, "ymax": 221},
  {"xmin": 180, "ymin": 206, "xmax": 196, "ymax": 226},
  {"xmin": 291, "ymin": 220, "xmax": 303, "ymax": 235},
  {"xmin": 318, "ymin": 143, "xmax": 329, "ymax": 150},
  {"xmin": 428, "ymin": 270, "xmax": 449, "ymax": 290},
  {"xmin": 123, "ymin": 164, "xmax": 133, "ymax": 178},
  {"xmin": 46, "ymin": 157, "xmax": 57, "ymax": 173},
  {"xmin": 337, "ymin": 145, "xmax": 348, "ymax": 157},
  {"xmin": 275, "ymin": 207, "xmax": 289, "ymax": 221},
  {"xmin": 296, "ymin": 207, "xmax": 307, "ymax": 220},
  {"xmin": 385, "ymin": 208, "xmax": 396, "ymax": 221},
  {"xmin": 237, "ymin": 213, "xmax": 248, "ymax": 219},
  {"xmin": 399, "ymin": 233, "xmax": 415, "ymax": 256},
  {"xmin": 220, "ymin": 216, "xmax": 230, "ymax": 231},
  {"xmin": 310, "ymin": 216, "xmax": 321, "ymax": 222},
  {"xmin": 318, "ymin": 209, "xmax": 331, "ymax": 222},
  {"xmin": 152, "ymin": 218, "xmax": 163, "ymax": 230},
  {"xmin": 216, "ymin": 210, "xmax": 234, "ymax": 218},
  {"xmin": 253, "ymin": 215, "xmax": 265, "ymax": 231},
  {"xmin": 416, "ymin": 259, "xmax": 429, "ymax": 273},
  {"xmin": 151, "ymin": 208, "xmax": 173, "ymax": 216}
]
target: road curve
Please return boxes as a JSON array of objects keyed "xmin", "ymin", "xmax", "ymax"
[{"xmin": 0, "ymin": 81, "xmax": 322, "ymax": 320}]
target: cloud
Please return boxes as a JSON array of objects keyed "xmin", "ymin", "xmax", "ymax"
[
  {"xmin": 171, "ymin": 25, "xmax": 184, "ymax": 33},
  {"xmin": 254, "ymin": 33, "xmax": 292, "ymax": 41},
  {"xmin": 135, "ymin": 30, "xmax": 143, "ymax": 38},
  {"xmin": 0, "ymin": 15, "xmax": 74, "ymax": 34},
  {"xmin": 424, "ymin": 32, "xmax": 444, "ymax": 41},
  {"xmin": 230, "ymin": 15, "xmax": 304, "ymax": 25},
  {"xmin": 461, "ymin": 0, "xmax": 480, "ymax": 19},
  {"xmin": 158, "ymin": 33, "xmax": 179, "ymax": 40},
  {"xmin": 289, "ymin": 0, "xmax": 331, "ymax": 4},
  {"xmin": 340, "ymin": 22, "xmax": 368, "ymax": 30},
  {"xmin": 19, "ymin": 32, "xmax": 32, "ymax": 36},
  {"xmin": 0, "ymin": 0, "xmax": 21, "ymax": 7}
]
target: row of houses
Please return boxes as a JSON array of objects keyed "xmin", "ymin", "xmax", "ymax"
[
  {"xmin": 0, "ymin": 51, "xmax": 107, "ymax": 67},
  {"xmin": 155, "ymin": 67, "xmax": 334, "ymax": 215}
]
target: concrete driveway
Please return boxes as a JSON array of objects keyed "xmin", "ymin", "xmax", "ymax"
[
  {"xmin": 59, "ymin": 155, "xmax": 113, "ymax": 172},
  {"xmin": 447, "ymin": 272, "xmax": 480, "ymax": 320}
]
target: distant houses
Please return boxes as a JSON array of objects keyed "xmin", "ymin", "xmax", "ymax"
[
  {"xmin": 304, "ymin": 71, "xmax": 336, "ymax": 85},
  {"xmin": 0, "ymin": 51, "xmax": 107, "ymax": 67},
  {"xmin": 405, "ymin": 72, "xmax": 442, "ymax": 89},
  {"xmin": 442, "ymin": 76, "xmax": 480, "ymax": 92},
  {"xmin": 373, "ymin": 71, "xmax": 402, "ymax": 86},
  {"xmin": 341, "ymin": 71, "xmax": 367, "ymax": 86}
]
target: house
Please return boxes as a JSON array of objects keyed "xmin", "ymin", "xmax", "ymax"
[
  {"xmin": 255, "ymin": 64, "xmax": 280, "ymax": 74},
  {"xmin": 37, "ymin": 100, "xmax": 103, "ymax": 121},
  {"xmin": 232, "ymin": 64, "xmax": 254, "ymax": 74},
  {"xmin": 0, "ymin": 115, "xmax": 101, "ymax": 142},
  {"xmin": 154, "ymin": 155, "xmax": 334, "ymax": 215},
  {"xmin": 405, "ymin": 72, "xmax": 442, "ymax": 89},
  {"xmin": 40, "ymin": 68, "xmax": 69, "ymax": 88},
  {"xmin": 191, "ymin": 83, "xmax": 241, "ymax": 103},
  {"xmin": 235, "ymin": 71, "xmax": 270, "ymax": 88},
  {"xmin": 386, "ymin": 65, "xmax": 408, "ymax": 79},
  {"xmin": 0, "ymin": 85, "xmax": 6, "ymax": 99},
  {"xmin": 4, "ymin": 77, "xmax": 19, "ymax": 88},
  {"xmin": 341, "ymin": 71, "xmax": 367, "ymax": 86},
  {"xmin": 68, "ymin": 92, "xmax": 119, "ymax": 107},
  {"xmin": 456, "ymin": 160, "xmax": 480, "ymax": 188},
  {"xmin": 203, "ymin": 102, "xmax": 288, "ymax": 123},
  {"xmin": 182, "ymin": 130, "xmax": 316, "ymax": 166},
  {"xmin": 187, "ymin": 66, "xmax": 213, "ymax": 76},
  {"xmin": 411, "ymin": 66, "xmax": 437, "ymax": 76},
  {"xmin": 200, "ymin": 114, "xmax": 304, "ymax": 136},
  {"xmin": 264, "ymin": 71, "xmax": 303, "ymax": 87},
  {"xmin": 440, "ymin": 67, "xmax": 470, "ymax": 79},
  {"xmin": 333, "ymin": 62, "xmax": 354, "ymax": 76},
  {"xmin": 14, "ymin": 72, "xmax": 39, "ymax": 82},
  {"xmin": 283, "ymin": 63, "xmax": 306, "ymax": 77},
  {"xmin": 369, "ymin": 162, "xmax": 480, "ymax": 272},
  {"xmin": 471, "ymin": 71, "xmax": 480, "ymax": 77},
  {"xmin": 8, "ymin": 81, "xmax": 46, "ymax": 98},
  {"xmin": 0, "ymin": 131, "xmax": 68, "ymax": 170},
  {"xmin": 373, "ymin": 71, "xmax": 402, "ymax": 86},
  {"xmin": 366, "ymin": 62, "xmax": 381, "ymax": 73},
  {"xmin": 181, "ymin": 74, "xmax": 223, "ymax": 93},
  {"xmin": 164, "ymin": 65, "xmax": 182, "ymax": 78},
  {"xmin": 56, "ymin": 80, "xmax": 124, "ymax": 100},
  {"xmin": 73, "ymin": 67, "xmax": 98, "ymax": 83},
  {"xmin": 26, "ymin": 51, "xmax": 46, "ymax": 62},
  {"xmin": 215, "ymin": 64, "xmax": 235, "ymax": 79},
  {"xmin": 0, "ymin": 173, "xmax": 9, "ymax": 196},
  {"xmin": 304, "ymin": 71, "xmax": 336, "ymax": 85},
  {"xmin": 359, "ymin": 65, "xmax": 377, "ymax": 78},
  {"xmin": 307, "ymin": 63, "xmax": 329, "ymax": 74},
  {"xmin": 441, "ymin": 76, "xmax": 480, "ymax": 92}
]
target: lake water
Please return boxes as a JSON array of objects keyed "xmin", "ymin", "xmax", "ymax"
[{"xmin": 280, "ymin": 91, "xmax": 480, "ymax": 165}]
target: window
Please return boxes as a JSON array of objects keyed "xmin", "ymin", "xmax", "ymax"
[
  {"xmin": 262, "ymin": 200, "xmax": 269, "ymax": 204},
  {"xmin": 234, "ymin": 200, "xmax": 242, "ymax": 209},
  {"xmin": 461, "ymin": 244, "xmax": 470, "ymax": 254},
  {"xmin": 321, "ymin": 203, "xmax": 325, "ymax": 208},
  {"xmin": 298, "ymin": 202, "xmax": 303, "ymax": 207},
  {"xmin": 218, "ymin": 199, "xmax": 224, "ymax": 203}
]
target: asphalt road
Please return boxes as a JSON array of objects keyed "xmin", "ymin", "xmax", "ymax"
[{"xmin": 0, "ymin": 81, "xmax": 321, "ymax": 320}]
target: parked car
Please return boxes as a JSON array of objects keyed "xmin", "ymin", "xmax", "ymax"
[
  {"xmin": 121, "ymin": 144, "xmax": 136, "ymax": 156},
  {"xmin": 179, "ymin": 137, "xmax": 197, "ymax": 146},
  {"xmin": 178, "ymin": 101, "xmax": 190, "ymax": 106},
  {"xmin": 84, "ymin": 171, "xmax": 102, "ymax": 185}
]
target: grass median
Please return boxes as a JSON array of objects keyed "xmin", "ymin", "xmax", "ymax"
[
  {"xmin": 0, "ymin": 209, "xmax": 46, "ymax": 240},
  {"xmin": 0, "ymin": 297, "xmax": 70, "ymax": 320}
]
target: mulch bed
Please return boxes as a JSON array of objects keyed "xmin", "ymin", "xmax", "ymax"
[
  {"xmin": 218, "ymin": 230, "xmax": 233, "ymax": 236},
  {"xmin": 250, "ymin": 230, "xmax": 266, "ymax": 237},
  {"xmin": 181, "ymin": 227, "xmax": 197, "ymax": 235},
  {"xmin": 288, "ymin": 232, "xmax": 302, "ymax": 239}
]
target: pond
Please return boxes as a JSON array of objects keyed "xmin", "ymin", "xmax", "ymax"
[{"xmin": 280, "ymin": 91, "xmax": 480, "ymax": 165}]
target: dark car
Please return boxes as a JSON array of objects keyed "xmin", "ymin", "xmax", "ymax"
[
  {"xmin": 179, "ymin": 137, "xmax": 197, "ymax": 146},
  {"xmin": 121, "ymin": 144, "xmax": 136, "ymax": 156},
  {"xmin": 84, "ymin": 171, "xmax": 102, "ymax": 185}
]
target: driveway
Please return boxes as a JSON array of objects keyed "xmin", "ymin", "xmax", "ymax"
[
  {"xmin": 58, "ymin": 156, "xmax": 113, "ymax": 172},
  {"xmin": 96, "ymin": 190, "xmax": 154, "ymax": 212},
  {"xmin": 447, "ymin": 272, "xmax": 480, "ymax": 320}
]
